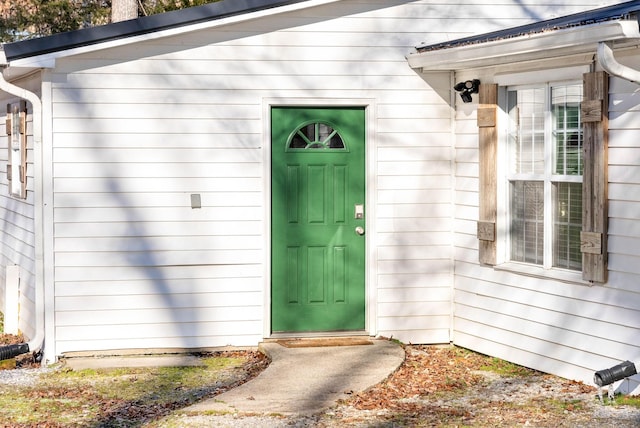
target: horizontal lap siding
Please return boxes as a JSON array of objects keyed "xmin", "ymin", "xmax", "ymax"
[
  {"xmin": 454, "ymin": 261, "xmax": 640, "ymax": 389},
  {"xmin": 50, "ymin": 0, "xmax": 616, "ymax": 354},
  {"xmin": 602, "ymin": 64, "xmax": 640, "ymax": 395},
  {"xmin": 452, "ymin": 48, "xmax": 640, "ymax": 392},
  {"xmin": 0, "ymin": 73, "xmax": 40, "ymax": 339},
  {"xmin": 51, "ymin": 29, "xmax": 272, "ymax": 351},
  {"xmin": 53, "ymin": 58, "xmax": 264, "ymax": 349},
  {"xmin": 50, "ymin": 0, "xmax": 455, "ymax": 353},
  {"xmin": 376, "ymin": 110, "xmax": 453, "ymax": 342},
  {"xmin": 374, "ymin": 0, "xmax": 614, "ymax": 345}
]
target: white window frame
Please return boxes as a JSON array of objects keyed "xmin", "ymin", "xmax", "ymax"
[{"xmin": 495, "ymin": 70, "xmax": 589, "ymax": 283}]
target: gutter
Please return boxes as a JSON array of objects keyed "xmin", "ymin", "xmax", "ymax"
[
  {"xmin": 0, "ymin": 51, "xmax": 45, "ymax": 361},
  {"xmin": 407, "ymin": 20, "xmax": 640, "ymax": 72},
  {"xmin": 597, "ymin": 41, "xmax": 640, "ymax": 84}
]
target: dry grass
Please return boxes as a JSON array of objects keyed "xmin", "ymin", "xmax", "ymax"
[{"xmin": 0, "ymin": 349, "xmax": 268, "ymax": 427}]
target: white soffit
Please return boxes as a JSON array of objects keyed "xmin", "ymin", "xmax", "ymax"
[{"xmin": 407, "ymin": 20, "xmax": 640, "ymax": 71}]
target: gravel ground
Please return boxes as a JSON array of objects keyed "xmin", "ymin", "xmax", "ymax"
[{"xmin": 0, "ymin": 366, "xmax": 53, "ymax": 387}]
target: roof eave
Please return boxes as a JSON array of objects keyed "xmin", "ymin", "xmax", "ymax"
[
  {"xmin": 407, "ymin": 20, "xmax": 640, "ymax": 72},
  {"xmin": 2, "ymin": 0, "xmax": 341, "ymax": 69}
]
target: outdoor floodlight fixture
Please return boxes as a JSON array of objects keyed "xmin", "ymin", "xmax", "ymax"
[
  {"xmin": 454, "ymin": 79, "xmax": 480, "ymax": 103},
  {"xmin": 594, "ymin": 360, "xmax": 638, "ymax": 387}
]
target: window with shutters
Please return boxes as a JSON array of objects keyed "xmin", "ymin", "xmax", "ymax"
[
  {"xmin": 5, "ymin": 101, "xmax": 27, "ymax": 199},
  {"xmin": 477, "ymin": 71, "xmax": 608, "ymax": 284}
]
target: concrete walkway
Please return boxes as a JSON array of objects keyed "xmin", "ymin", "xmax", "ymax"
[{"xmin": 186, "ymin": 339, "xmax": 405, "ymax": 416}]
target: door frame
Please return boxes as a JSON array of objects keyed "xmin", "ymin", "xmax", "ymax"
[{"xmin": 262, "ymin": 97, "xmax": 377, "ymax": 338}]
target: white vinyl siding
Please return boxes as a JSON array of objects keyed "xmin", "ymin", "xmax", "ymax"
[
  {"xmin": 376, "ymin": 76, "xmax": 453, "ymax": 343},
  {"xmin": 0, "ymin": 74, "xmax": 40, "ymax": 340},
  {"xmin": 48, "ymin": 0, "xmax": 458, "ymax": 354}
]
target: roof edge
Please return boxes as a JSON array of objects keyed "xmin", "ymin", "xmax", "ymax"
[
  {"xmin": 408, "ymin": 20, "xmax": 640, "ymax": 71},
  {"xmin": 2, "ymin": 0, "xmax": 308, "ymax": 62},
  {"xmin": 416, "ymin": 0, "xmax": 640, "ymax": 53}
]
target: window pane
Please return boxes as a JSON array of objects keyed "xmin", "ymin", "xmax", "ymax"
[
  {"xmin": 508, "ymin": 88, "xmax": 545, "ymax": 174},
  {"xmin": 554, "ymin": 182, "xmax": 582, "ymax": 270},
  {"xmin": 552, "ymin": 85, "xmax": 583, "ymax": 175},
  {"xmin": 289, "ymin": 123, "xmax": 345, "ymax": 150},
  {"xmin": 510, "ymin": 181, "xmax": 544, "ymax": 265}
]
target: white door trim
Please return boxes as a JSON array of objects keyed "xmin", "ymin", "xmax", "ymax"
[{"xmin": 262, "ymin": 97, "xmax": 377, "ymax": 338}]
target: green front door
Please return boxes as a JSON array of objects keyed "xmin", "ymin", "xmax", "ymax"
[{"xmin": 271, "ymin": 107, "xmax": 366, "ymax": 333}]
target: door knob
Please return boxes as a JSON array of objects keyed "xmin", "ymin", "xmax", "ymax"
[{"xmin": 355, "ymin": 226, "xmax": 365, "ymax": 235}]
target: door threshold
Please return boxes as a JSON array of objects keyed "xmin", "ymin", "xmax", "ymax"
[{"xmin": 267, "ymin": 330, "xmax": 369, "ymax": 340}]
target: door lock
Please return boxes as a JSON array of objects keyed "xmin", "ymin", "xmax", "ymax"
[{"xmin": 354, "ymin": 204, "xmax": 364, "ymax": 219}]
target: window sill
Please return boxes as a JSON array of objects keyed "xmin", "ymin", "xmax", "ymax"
[{"xmin": 494, "ymin": 262, "xmax": 594, "ymax": 287}]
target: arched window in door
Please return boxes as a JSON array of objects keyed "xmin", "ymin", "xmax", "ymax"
[{"xmin": 287, "ymin": 122, "xmax": 346, "ymax": 150}]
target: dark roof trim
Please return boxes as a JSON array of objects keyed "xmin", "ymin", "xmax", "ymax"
[
  {"xmin": 417, "ymin": 0, "xmax": 640, "ymax": 52},
  {"xmin": 3, "ymin": 0, "xmax": 308, "ymax": 62}
]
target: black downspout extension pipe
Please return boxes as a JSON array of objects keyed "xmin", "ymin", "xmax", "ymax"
[
  {"xmin": 0, "ymin": 343, "xmax": 31, "ymax": 361},
  {"xmin": 594, "ymin": 361, "xmax": 638, "ymax": 387}
]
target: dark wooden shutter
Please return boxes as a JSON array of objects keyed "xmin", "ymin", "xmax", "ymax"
[
  {"xmin": 477, "ymin": 83, "xmax": 498, "ymax": 265},
  {"xmin": 6, "ymin": 103, "xmax": 12, "ymax": 182},
  {"xmin": 581, "ymin": 71, "xmax": 608, "ymax": 283},
  {"xmin": 19, "ymin": 100, "xmax": 27, "ymax": 195}
]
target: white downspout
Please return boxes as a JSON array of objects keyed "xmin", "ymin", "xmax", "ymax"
[
  {"xmin": 0, "ymin": 54, "xmax": 45, "ymax": 358},
  {"xmin": 597, "ymin": 41, "xmax": 640, "ymax": 84}
]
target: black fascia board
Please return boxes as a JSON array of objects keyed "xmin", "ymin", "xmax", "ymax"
[
  {"xmin": 417, "ymin": 0, "xmax": 640, "ymax": 52},
  {"xmin": 3, "ymin": 0, "xmax": 307, "ymax": 62}
]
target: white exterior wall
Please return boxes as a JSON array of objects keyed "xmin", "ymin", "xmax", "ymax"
[
  {"xmin": 48, "ymin": 0, "xmax": 460, "ymax": 355},
  {"xmin": 451, "ymin": 49, "xmax": 640, "ymax": 393},
  {"xmin": 0, "ymin": 73, "xmax": 41, "ymax": 340},
  {"xmin": 0, "ymin": 0, "xmax": 625, "ymax": 365}
]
